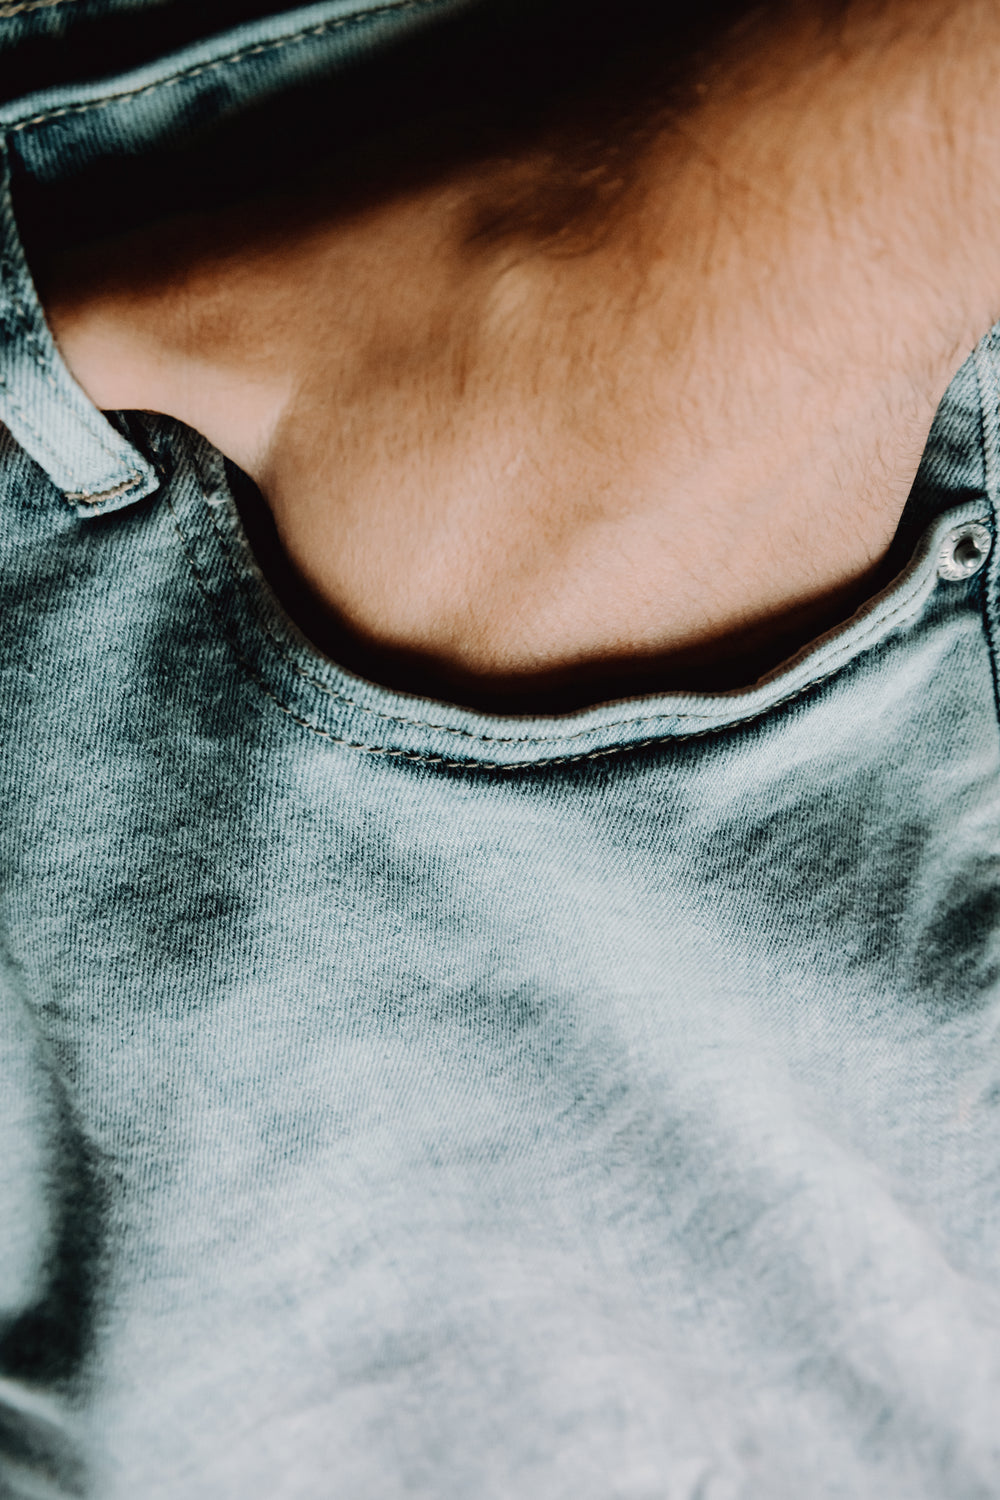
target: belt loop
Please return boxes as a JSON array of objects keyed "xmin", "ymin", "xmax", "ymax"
[{"xmin": 0, "ymin": 132, "xmax": 159, "ymax": 517}]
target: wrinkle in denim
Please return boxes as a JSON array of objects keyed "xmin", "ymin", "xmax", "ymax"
[{"xmin": 0, "ymin": 6, "xmax": 999, "ymax": 1498}]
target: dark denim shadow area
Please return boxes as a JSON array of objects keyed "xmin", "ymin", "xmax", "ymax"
[{"xmin": 0, "ymin": 968, "xmax": 105, "ymax": 1499}]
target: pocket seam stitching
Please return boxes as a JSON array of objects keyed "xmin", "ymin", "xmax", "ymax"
[{"xmin": 169, "ymin": 481, "xmax": 946, "ymax": 768}]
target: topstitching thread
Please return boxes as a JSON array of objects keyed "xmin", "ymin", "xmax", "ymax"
[
  {"xmin": 65, "ymin": 472, "xmax": 146, "ymax": 504},
  {"xmin": 972, "ymin": 338, "xmax": 1000, "ymax": 735},
  {"xmin": 0, "ymin": 0, "xmax": 77, "ymax": 16},
  {"xmin": 0, "ymin": 362, "xmax": 142, "ymax": 500},
  {"xmin": 0, "ymin": 150, "xmax": 151, "ymax": 492},
  {"xmin": 3, "ymin": 0, "xmax": 966, "ymax": 751},
  {"xmin": 171, "ymin": 479, "xmax": 945, "ymax": 765},
  {"xmin": 193, "ymin": 466, "xmax": 947, "ymax": 748},
  {"xmin": 168, "ymin": 484, "xmax": 814, "ymax": 771},
  {"xmin": 8, "ymin": 0, "xmax": 445, "ymax": 134}
]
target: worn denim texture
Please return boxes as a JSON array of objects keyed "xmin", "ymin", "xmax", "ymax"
[{"xmin": 2, "ymin": 3, "xmax": 1000, "ymax": 1497}]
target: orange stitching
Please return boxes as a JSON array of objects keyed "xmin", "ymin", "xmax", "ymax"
[
  {"xmin": 0, "ymin": 0, "xmax": 76, "ymax": 17},
  {"xmin": 65, "ymin": 472, "xmax": 146, "ymax": 504}
]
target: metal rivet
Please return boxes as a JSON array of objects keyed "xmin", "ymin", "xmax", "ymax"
[{"xmin": 938, "ymin": 522, "xmax": 992, "ymax": 582}]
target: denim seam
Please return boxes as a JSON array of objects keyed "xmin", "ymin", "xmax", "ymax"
[
  {"xmin": 0, "ymin": 5, "xmax": 442, "ymax": 507},
  {"xmin": 972, "ymin": 338, "xmax": 1000, "ymax": 734},
  {"xmin": 170, "ymin": 486, "xmax": 943, "ymax": 768},
  {"xmin": 64, "ymin": 473, "xmax": 146, "ymax": 504},
  {"xmin": 0, "ymin": 363, "xmax": 140, "ymax": 505},
  {"xmin": 0, "ymin": 0, "xmax": 74, "ymax": 14},
  {"xmin": 0, "ymin": 162, "xmax": 145, "ymax": 500},
  {"xmin": 195, "ymin": 471, "xmax": 946, "ymax": 745},
  {"xmin": 7, "ymin": 0, "xmax": 447, "ymax": 135}
]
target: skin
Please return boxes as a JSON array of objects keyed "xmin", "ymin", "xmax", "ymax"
[{"xmin": 38, "ymin": 0, "xmax": 1000, "ymax": 711}]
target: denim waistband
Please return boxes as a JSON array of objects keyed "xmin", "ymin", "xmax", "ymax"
[{"xmin": 0, "ymin": 0, "xmax": 997, "ymax": 770}]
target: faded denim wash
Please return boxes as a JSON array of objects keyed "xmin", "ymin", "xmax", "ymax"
[{"xmin": 1, "ymin": 2, "xmax": 1000, "ymax": 1497}]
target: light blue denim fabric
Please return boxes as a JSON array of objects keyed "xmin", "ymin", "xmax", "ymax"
[{"xmin": 2, "ymin": 4, "xmax": 1000, "ymax": 1497}]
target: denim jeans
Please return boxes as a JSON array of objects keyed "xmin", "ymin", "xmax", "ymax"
[{"xmin": 1, "ymin": 3, "xmax": 1000, "ymax": 1497}]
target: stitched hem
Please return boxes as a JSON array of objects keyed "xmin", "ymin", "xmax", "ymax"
[
  {"xmin": 191, "ymin": 457, "xmax": 959, "ymax": 747},
  {"xmin": 0, "ymin": 149, "xmax": 148, "ymax": 499},
  {"xmin": 0, "ymin": 0, "xmax": 75, "ymax": 15},
  {"xmin": 8, "ymin": 0, "xmax": 449, "ymax": 134},
  {"xmin": 168, "ymin": 483, "xmax": 961, "ymax": 770},
  {"xmin": 973, "ymin": 338, "xmax": 1000, "ymax": 734},
  {"xmin": 65, "ymin": 472, "xmax": 147, "ymax": 504}
]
